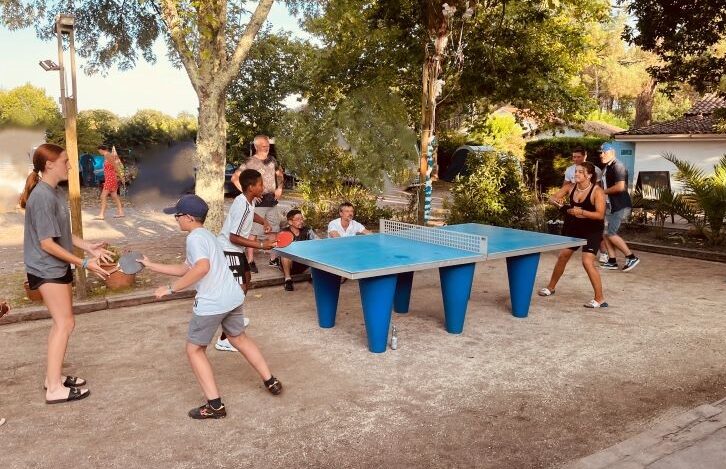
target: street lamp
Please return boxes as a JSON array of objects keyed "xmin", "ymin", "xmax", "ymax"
[{"xmin": 38, "ymin": 13, "xmax": 87, "ymax": 298}]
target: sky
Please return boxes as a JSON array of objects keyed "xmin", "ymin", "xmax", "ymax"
[{"xmin": 0, "ymin": 4, "xmax": 306, "ymax": 117}]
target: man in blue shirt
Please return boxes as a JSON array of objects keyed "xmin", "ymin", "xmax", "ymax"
[{"xmin": 599, "ymin": 142, "xmax": 640, "ymax": 272}]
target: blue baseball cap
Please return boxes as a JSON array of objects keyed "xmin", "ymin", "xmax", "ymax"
[
  {"xmin": 600, "ymin": 142, "xmax": 615, "ymax": 153},
  {"xmin": 163, "ymin": 194, "xmax": 209, "ymax": 218}
]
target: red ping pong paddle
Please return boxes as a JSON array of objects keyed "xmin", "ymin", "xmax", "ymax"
[{"xmin": 276, "ymin": 231, "xmax": 295, "ymax": 248}]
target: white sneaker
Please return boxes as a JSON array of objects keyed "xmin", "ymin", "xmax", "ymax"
[
  {"xmin": 215, "ymin": 338, "xmax": 237, "ymax": 352},
  {"xmin": 598, "ymin": 252, "xmax": 609, "ymax": 264}
]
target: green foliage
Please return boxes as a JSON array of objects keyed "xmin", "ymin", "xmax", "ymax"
[
  {"xmin": 277, "ymin": 86, "xmax": 418, "ymax": 193},
  {"xmin": 623, "ymin": 1, "xmax": 726, "ymax": 94},
  {"xmin": 663, "ymin": 152, "xmax": 726, "ymax": 244},
  {"xmin": 468, "ymin": 114, "xmax": 525, "ymax": 158},
  {"xmin": 446, "ymin": 150, "xmax": 533, "ymax": 228},
  {"xmin": 300, "ymin": 0, "xmax": 609, "ymax": 128},
  {"xmin": 226, "ymin": 29, "xmax": 312, "ymax": 160},
  {"xmin": 0, "ymin": 84, "xmax": 60, "ymax": 129},
  {"xmin": 45, "ymin": 108, "xmax": 196, "ymax": 153},
  {"xmin": 632, "ymin": 186, "xmax": 694, "ymax": 239},
  {"xmin": 584, "ymin": 110, "xmax": 630, "ymax": 129},
  {"xmin": 524, "ymin": 136, "xmax": 607, "ymax": 191}
]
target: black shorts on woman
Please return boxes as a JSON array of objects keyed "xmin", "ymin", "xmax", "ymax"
[{"xmin": 562, "ymin": 184, "xmax": 604, "ymax": 255}]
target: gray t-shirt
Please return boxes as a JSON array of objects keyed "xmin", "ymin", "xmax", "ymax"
[{"xmin": 24, "ymin": 181, "xmax": 74, "ymax": 278}]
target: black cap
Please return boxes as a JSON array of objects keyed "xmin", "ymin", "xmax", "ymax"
[{"xmin": 163, "ymin": 194, "xmax": 209, "ymax": 218}]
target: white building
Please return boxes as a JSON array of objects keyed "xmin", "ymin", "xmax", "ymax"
[{"xmin": 613, "ymin": 94, "xmax": 726, "ymax": 191}]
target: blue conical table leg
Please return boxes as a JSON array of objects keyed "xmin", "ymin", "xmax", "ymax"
[
  {"xmin": 439, "ymin": 263, "xmax": 476, "ymax": 334},
  {"xmin": 394, "ymin": 271, "xmax": 414, "ymax": 314},
  {"xmin": 311, "ymin": 268, "xmax": 342, "ymax": 328},
  {"xmin": 359, "ymin": 274, "xmax": 397, "ymax": 353},
  {"xmin": 505, "ymin": 253, "xmax": 541, "ymax": 318}
]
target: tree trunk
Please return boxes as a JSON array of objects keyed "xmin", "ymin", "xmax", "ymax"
[
  {"xmin": 195, "ymin": 93, "xmax": 227, "ymax": 233},
  {"xmin": 634, "ymin": 78, "xmax": 657, "ymax": 128}
]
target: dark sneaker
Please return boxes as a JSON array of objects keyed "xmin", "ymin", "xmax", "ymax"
[
  {"xmin": 622, "ymin": 256, "xmax": 640, "ymax": 272},
  {"xmin": 249, "ymin": 261, "xmax": 258, "ymax": 274},
  {"xmin": 264, "ymin": 376, "xmax": 283, "ymax": 395},
  {"xmin": 284, "ymin": 279, "xmax": 294, "ymax": 291},
  {"xmin": 269, "ymin": 258, "xmax": 281, "ymax": 268},
  {"xmin": 188, "ymin": 403, "xmax": 226, "ymax": 419},
  {"xmin": 601, "ymin": 261, "xmax": 618, "ymax": 270}
]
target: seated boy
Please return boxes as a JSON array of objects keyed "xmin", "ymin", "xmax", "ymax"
[
  {"xmin": 139, "ymin": 194, "xmax": 282, "ymax": 420},
  {"xmin": 279, "ymin": 209, "xmax": 318, "ymax": 291},
  {"xmin": 327, "ymin": 202, "xmax": 371, "ymax": 238}
]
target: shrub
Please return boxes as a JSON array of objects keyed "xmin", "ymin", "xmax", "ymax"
[
  {"xmin": 524, "ymin": 137, "xmax": 607, "ymax": 192},
  {"xmin": 445, "ymin": 150, "xmax": 533, "ymax": 228}
]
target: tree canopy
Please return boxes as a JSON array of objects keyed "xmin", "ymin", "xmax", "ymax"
[
  {"xmin": 623, "ymin": 0, "xmax": 726, "ymax": 94},
  {"xmin": 0, "ymin": 84, "xmax": 60, "ymax": 128}
]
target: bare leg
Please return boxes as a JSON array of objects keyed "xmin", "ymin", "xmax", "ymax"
[
  {"xmin": 604, "ymin": 234, "xmax": 632, "ymax": 257},
  {"xmin": 40, "ymin": 283, "xmax": 87, "ymax": 401},
  {"xmin": 267, "ymin": 232, "xmax": 278, "ymax": 262},
  {"xmin": 110, "ymin": 192, "xmax": 124, "ymax": 217},
  {"xmin": 98, "ymin": 189, "xmax": 109, "ymax": 218},
  {"xmin": 242, "ymin": 271, "xmax": 250, "ymax": 294},
  {"xmin": 546, "ymin": 249, "xmax": 575, "ymax": 291},
  {"xmin": 225, "ymin": 333, "xmax": 272, "ymax": 381},
  {"xmin": 186, "ymin": 343, "xmax": 220, "ymax": 400},
  {"xmin": 281, "ymin": 257, "xmax": 293, "ymax": 280},
  {"xmin": 581, "ymin": 252, "xmax": 605, "ymax": 303}
]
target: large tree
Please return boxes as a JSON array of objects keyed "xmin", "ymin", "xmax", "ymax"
[
  {"xmin": 622, "ymin": 0, "xmax": 726, "ymax": 94},
  {"xmin": 0, "ymin": 83, "xmax": 60, "ymax": 128},
  {"xmin": 1, "ymin": 0, "xmax": 277, "ymax": 230}
]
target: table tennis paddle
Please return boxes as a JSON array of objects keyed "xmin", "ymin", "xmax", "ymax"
[
  {"xmin": 118, "ymin": 251, "xmax": 144, "ymax": 274},
  {"xmin": 276, "ymin": 231, "xmax": 295, "ymax": 248}
]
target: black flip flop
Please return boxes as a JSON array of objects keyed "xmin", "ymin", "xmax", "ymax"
[
  {"xmin": 46, "ymin": 387, "xmax": 90, "ymax": 405},
  {"xmin": 43, "ymin": 376, "xmax": 87, "ymax": 390}
]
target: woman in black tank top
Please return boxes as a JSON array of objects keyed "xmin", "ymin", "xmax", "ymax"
[{"xmin": 538, "ymin": 162, "xmax": 609, "ymax": 308}]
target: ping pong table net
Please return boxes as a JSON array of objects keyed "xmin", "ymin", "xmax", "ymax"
[{"xmin": 380, "ymin": 220, "xmax": 487, "ymax": 256}]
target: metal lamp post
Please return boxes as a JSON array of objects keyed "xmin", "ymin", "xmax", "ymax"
[{"xmin": 40, "ymin": 13, "xmax": 87, "ymax": 298}]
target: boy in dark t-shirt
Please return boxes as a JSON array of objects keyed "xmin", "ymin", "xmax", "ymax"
[{"xmin": 279, "ymin": 209, "xmax": 318, "ymax": 291}]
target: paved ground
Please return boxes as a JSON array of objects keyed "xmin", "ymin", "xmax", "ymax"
[{"xmin": 1, "ymin": 250, "xmax": 725, "ymax": 468}]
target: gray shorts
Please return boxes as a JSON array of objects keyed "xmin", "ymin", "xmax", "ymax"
[
  {"xmin": 187, "ymin": 305, "xmax": 246, "ymax": 346},
  {"xmin": 605, "ymin": 206, "xmax": 631, "ymax": 236},
  {"xmin": 251, "ymin": 206, "xmax": 282, "ymax": 236}
]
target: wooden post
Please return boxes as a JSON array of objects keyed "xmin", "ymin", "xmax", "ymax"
[{"xmin": 56, "ymin": 15, "xmax": 87, "ymax": 298}]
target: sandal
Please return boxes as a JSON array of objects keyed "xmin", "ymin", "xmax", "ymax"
[
  {"xmin": 537, "ymin": 287, "xmax": 555, "ymax": 297},
  {"xmin": 43, "ymin": 376, "xmax": 87, "ymax": 390},
  {"xmin": 264, "ymin": 376, "xmax": 283, "ymax": 395},
  {"xmin": 584, "ymin": 299, "xmax": 608, "ymax": 308},
  {"xmin": 46, "ymin": 387, "xmax": 90, "ymax": 405}
]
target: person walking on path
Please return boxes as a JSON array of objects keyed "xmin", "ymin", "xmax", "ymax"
[
  {"xmin": 230, "ymin": 135, "xmax": 284, "ymax": 272},
  {"xmin": 539, "ymin": 162, "xmax": 608, "ymax": 308},
  {"xmin": 599, "ymin": 142, "xmax": 640, "ymax": 272},
  {"xmin": 139, "ymin": 194, "xmax": 282, "ymax": 419},
  {"xmin": 96, "ymin": 144, "xmax": 125, "ymax": 219},
  {"xmin": 20, "ymin": 143, "xmax": 113, "ymax": 404}
]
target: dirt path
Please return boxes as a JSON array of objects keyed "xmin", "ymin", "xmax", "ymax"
[{"xmin": 1, "ymin": 251, "xmax": 725, "ymax": 468}]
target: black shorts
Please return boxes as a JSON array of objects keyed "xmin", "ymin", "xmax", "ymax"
[
  {"xmin": 289, "ymin": 261, "xmax": 309, "ymax": 276},
  {"xmin": 26, "ymin": 265, "xmax": 73, "ymax": 290},
  {"xmin": 224, "ymin": 251, "xmax": 250, "ymax": 284},
  {"xmin": 567, "ymin": 231, "xmax": 603, "ymax": 255}
]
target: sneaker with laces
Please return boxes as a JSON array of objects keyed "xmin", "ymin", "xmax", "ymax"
[
  {"xmin": 215, "ymin": 338, "xmax": 237, "ymax": 352},
  {"xmin": 284, "ymin": 279, "xmax": 294, "ymax": 291},
  {"xmin": 622, "ymin": 256, "xmax": 640, "ymax": 272},
  {"xmin": 269, "ymin": 258, "xmax": 281, "ymax": 268},
  {"xmin": 249, "ymin": 261, "xmax": 258, "ymax": 274},
  {"xmin": 188, "ymin": 403, "xmax": 226, "ymax": 419},
  {"xmin": 598, "ymin": 252, "xmax": 609, "ymax": 264},
  {"xmin": 601, "ymin": 261, "xmax": 618, "ymax": 270}
]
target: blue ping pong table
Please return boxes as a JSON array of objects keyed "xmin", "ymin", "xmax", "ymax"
[{"xmin": 275, "ymin": 220, "xmax": 584, "ymax": 353}]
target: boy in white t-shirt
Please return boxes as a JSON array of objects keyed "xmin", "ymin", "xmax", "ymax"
[
  {"xmin": 327, "ymin": 202, "xmax": 371, "ymax": 238},
  {"xmin": 215, "ymin": 169, "xmax": 276, "ymax": 352},
  {"xmin": 139, "ymin": 194, "xmax": 282, "ymax": 420}
]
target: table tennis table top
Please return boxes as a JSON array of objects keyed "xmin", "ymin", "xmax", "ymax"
[{"xmin": 274, "ymin": 222, "xmax": 584, "ymax": 280}]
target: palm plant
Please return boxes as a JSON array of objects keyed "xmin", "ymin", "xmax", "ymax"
[
  {"xmin": 632, "ymin": 186, "xmax": 695, "ymax": 239},
  {"xmin": 663, "ymin": 152, "xmax": 726, "ymax": 244}
]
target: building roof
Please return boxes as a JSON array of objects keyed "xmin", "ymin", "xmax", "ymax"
[{"xmin": 616, "ymin": 93, "xmax": 725, "ymax": 137}]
